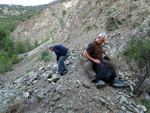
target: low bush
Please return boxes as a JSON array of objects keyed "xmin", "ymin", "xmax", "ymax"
[
  {"xmin": 85, "ymin": 24, "xmax": 98, "ymax": 31},
  {"xmin": 141, "ymin": 100, "xmax": 150, "ymax": 112},
  {"xmin": 123, "ymin": 38, "xmax": 150, "ymax": 94},
  {"xmin": 105, "ymin": 8, "xmax": 117, "ymax": 16},
  {"xmin": 105, "ymin": 17, "xmax": 119, "ymax": 31},
  {"xmin": 11, "ymin": 54, "xmax": 20, "ymax": 64},
  {"xmin": 39, "ymin": 49, "xmax": 52, "ymax": 63},
  {"xmin": 62, "ymin": 10, "xmax": 66, "ymax": 16}
]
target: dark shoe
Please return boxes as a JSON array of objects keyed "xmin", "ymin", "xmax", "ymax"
[
  {"xmin": 59, "ymin": 69, "xmax": 68, "ymax": 76},
  {"xmin": 63, "ymin": 69, "xmax": 68, "ymax": 74},
  {"xmin": 59, "ymin": 73, "xmax": 64, "ymax": 76},
  {"xmin": 112, "ymin": 78, "xmax": 129, "ymax": 88},
  {"xmin": 96, "ymin": 80, "xmax": 105, "ymax": 88}
]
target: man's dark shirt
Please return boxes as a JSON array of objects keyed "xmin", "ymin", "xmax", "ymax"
[
  {"xmin": 86, "ymin": 40, "xmax": 104, "ymax": 62},
  {"xmin": 53, "ymin": 45, "xmax": 69, "ymax": 60}
]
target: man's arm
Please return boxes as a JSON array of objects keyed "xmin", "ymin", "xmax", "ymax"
[
  {"xmin": 53, "ymin": 47, "xmax": 60, "ymax": 62},
  {"xmin": 83, "ymin": 50, "xmax": 101, "ymax": 64}
]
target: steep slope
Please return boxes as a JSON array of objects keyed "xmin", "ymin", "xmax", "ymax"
[{"xmin": 1, "ymin": 0, "xmax": 150, "ymax": 112}]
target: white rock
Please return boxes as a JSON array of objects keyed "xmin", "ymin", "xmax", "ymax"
[
  {"xmin": 23, "ymin": 92, "xmax": 29, "ymax": 98},
  {"xmin": 137, "ymin": 105, "xmax": 147, "ymax": 112}
]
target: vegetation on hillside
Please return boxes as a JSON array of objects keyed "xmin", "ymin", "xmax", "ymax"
[
  {"xmin": 123, "ymin": 37, "xmax": 150, "ymax": 93},
  {"xmin": 0, "ymin": 3, "xmax": 52, "ymax": 74},
  {"xmin": 0, "ymin": 35, "xmax": 39, "ymax": 74}
]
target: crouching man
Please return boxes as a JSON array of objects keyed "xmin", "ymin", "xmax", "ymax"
[
  {"xmin": 83, "ymin": 33, "xmax": 129, "ymax": 88},
  {"xmin": 49, "ymin": 45, "xmax": 71, "ymax": 75}
]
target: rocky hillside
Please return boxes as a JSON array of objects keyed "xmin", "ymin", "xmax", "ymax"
[
  {"xmin": 0, "ymin": 0, "xmax": 150, "ymax": 112},
  {"xmin": 0, "ymin": 4, "xmax": 52, "ymax": 25}
]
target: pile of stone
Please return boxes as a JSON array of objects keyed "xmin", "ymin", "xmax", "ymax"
[{"xmin": 0, "ymin": 50, "xmax": 148, "ymax": 113}]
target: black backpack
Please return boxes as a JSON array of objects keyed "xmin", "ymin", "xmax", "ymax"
[{"xmin": 95, "ymin": 62, "xmax": 116, "ymax": 83}]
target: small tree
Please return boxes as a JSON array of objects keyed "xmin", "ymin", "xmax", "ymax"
[
  {"xmin": 7, "ymin": 47, "xmax": 14, "ymax": 58},
  {"xmin": 0, "ymin": 36, "xmax": 14, "ymax": 49},
  {"xmin": 4, "ymin": 42, "xmax": 9, "ymax": 51},
  {"xmin": 16, "ymin": 41, "xmax": 25, "ymax": 53},
  {"xmin": 123, "ymin": 38, "xmax": 150, "ymax": 95},
  {"xmin": 11, "ymin": 54, "xmax": 20, "ymax": 64},
  {"xmin": 34, "ymin": 40, "xmax": 38, "ymax": 48},
  {"xmin": 0, "ymin": 26, "xmax": 6, "ymax": 41},
  {"xmin": 0, "ymin": 56, "xmax": 11, "ymax": 74},
  {"xmin": 24, "ymin": 39, "xmax": 32, "ymax": 52}
]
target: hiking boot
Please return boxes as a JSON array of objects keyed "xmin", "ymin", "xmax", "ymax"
[
  {"xmin": 112, "ymin": 78, "xmax": 129, "ymax": 88},
  {"xmin": 96, "ymin": 80, "xmax": 105, "ymax": 88}
]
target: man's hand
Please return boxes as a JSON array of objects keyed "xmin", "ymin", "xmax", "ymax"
[
  {"xmin": 93, "ymin": 59, "xmax": 101, "ymax": 64},
  {"xmin": 56, "ymin": 60, "xmax": 58, "ymax": 63},
  {"xmin": 104, "ymin": 52, "xmax": 109, "ymax": 57}
]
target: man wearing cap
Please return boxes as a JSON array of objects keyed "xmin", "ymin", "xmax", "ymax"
[
  {"xmin": 49, "ymin": 45, "xmax": 71, "ymax": 75},
  {"xmin": 83, "ymin": 33, "xmax": 129, "ymax": 88}
]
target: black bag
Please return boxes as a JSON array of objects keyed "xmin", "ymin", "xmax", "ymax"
[{"xmin": 95, "ymin": 62, "xmax": 116, "ymax": 83}]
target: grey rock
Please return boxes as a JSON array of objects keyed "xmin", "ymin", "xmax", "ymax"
[
  {"xmin": 121, "ymin": 106, "xmax": 126, "ymax": 110},
  {"xmin": 32, "ymin": 80, "xmax": 39, "ymax": 84},
  {"xmin": 117, "ymin": 110, "xmax": 124, "ymax": 113},
  {"xmin": 23, "ymin": 92, "xmax": 29, "ymax": 98},
  {"xmin": 33, "ymin": 72, "xmax": 39, "ymax": 80},
  {"xmin": 38, "ymin": 67, "xmax": 46, "ymax": 74},
  {"xmin": 137, "ymin": 105, "xmax": 147, "ymax": 112},
  {"xmin": 82, "ymin": 81, "xmax": 91, "ymax": 89},
  {"xmin": 41, "ymin": 71, "xmax": 52, "ymax": 80},
  {"xmin": 44, "ymin": 93, "xmax": 49, "ymax": 104},
  {"xmin": 37, "ymin": 90, "xmax": 45, "ymax": 99},
  {"xmin": 99, "ymin": 97, "xmax": 106, "ymax": 105},
  {"xmin": 13, "ymin": 77, "xmax": 22, "ymax": 84},
  {"xmin": 53, "ymin": 94, "xmax": 61, "ymax": 101},
  {"xmin": 47, "ymin": 74, "xmax": 60, "ymax": 82},
  {"xmin": 38, "ymin": 67, "xmax": 45, "ymax": 71},
  {"xmin": 134, "ymin": 108, "xmax": 140, "ymax": 113}
]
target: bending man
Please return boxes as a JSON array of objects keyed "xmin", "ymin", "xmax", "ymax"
[{"xmin": 49, "ymin": 45, "xmax": 71, "ymax": 75}]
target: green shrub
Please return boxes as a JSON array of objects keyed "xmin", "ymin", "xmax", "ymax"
[
  {"xmin": 26, "ymin": 68, "xmax": 32, "ymax": 73},
  {"xmin": 85, "ymin": 24, "xmax": 98, "ymax": 31},
  {"xmin": 24, "ymin": 53, "xmax": 28, "ymax": 57},
  {"xmin": 24, "ymin": 39, "xmax": 32, "ymax": 52},
  {"xmin": 36, "ymin": 55, "xmax": 41, "ymax": 62},
  {"xmin": 7, "ymin": 47, "xmax": 14, "ymax": 58},
  {"xmin": 105, "ymin": 9, "xmax": 112, "ymax": 16},
  {"xmin": 0, "ymin": 36, "xmax": 14, "ymax": 49},
  {"xmin": 44, "ymin": 55, "xmax": 52, "ymax": 63},
  {"xmin": 123, "ymin": 38, "xmax": 150, "ymax": 93},
  {"xmin": 4, "ymin": 42, "xmax": 9, "ymax": 51},
  {"xmin": 105, "ymin": 8, "xmax": 117, "ymax": 16},
  {"xmin": 11, "ymin": 54, "xmax": 20, "ymax": 64},
  {"xmin": 58, "ymin": 18, "xmax": 63, "ymax": 23},
  {"xmin": 62, "ymin": 10, "xmax": 66, "ymax": 16},
  {"xmin": 92, "ymin": 24, "xmax": 97, "ymax": 28},
  {"xmin": 85, "ymin": 25, "xmax": 92, "ymax": 31},
  {"xmin": 39, "ymin": 49, "xmax": 52, "ymax": 62},
  {"xmin": 34, "ymin": 40, "xmax": 38, "ymax": 48},
  {"xmin": 41, "ymin": 50, "xmax": 49, "ymax": 61},
  {"xmin": 141, "ymin": 100, "xmax": 150, "ymax": 112},
  {"xmin": 0, "ymin": 56, "xmax": 11, "ymax": 74},
  {"xmin": 106, "ymin": 17, "xmax": 119, "ymax": 31},
  {"xmin": 16, "ymin": 41, "xmax": 25, "ymax": 53},
  {"xmin": 0, "ymin": 25, "xmax": 6, "ymax": 40},
  {"xmin": 0, "ymin": 52, "xmax": 9, "ymax": 59},
  {"xmin": 18, "ymin": 74, "xmax": 25, "ymax": 78}
]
